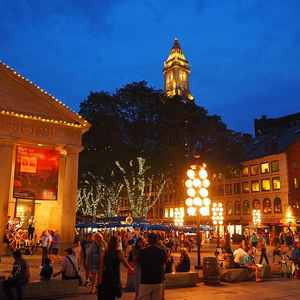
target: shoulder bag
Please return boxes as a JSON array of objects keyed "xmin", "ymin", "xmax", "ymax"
[{"xmin": 66, "ymin": 256, "xmax": 82, "ymax": 286}]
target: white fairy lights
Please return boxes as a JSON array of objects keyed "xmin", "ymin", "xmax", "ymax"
[{"xmin": 174, "ymin": 207, "xmax": 184, "ymax": 226}]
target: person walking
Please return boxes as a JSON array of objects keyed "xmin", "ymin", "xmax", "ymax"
[
  {"xmin": 132, "ymin": 237, "xmax": 144, "ymax": 300},
  {"xmin": 41, "ymin": 229, "xmax": 52, "ymax": 267},
  {"xmin": 3, "ymin": 249, "xmax": 30, "ymax": 300},
  {"xmin": 258, "ymin": 233, "xmax": 269, "ymax": 265},
  {"xmin": 137, "ymin": 233, "xmax": 167, "ymax": 300},
  {"xmin": 100, "ymin": 235, "xmax": 133, "ymax": 300}
]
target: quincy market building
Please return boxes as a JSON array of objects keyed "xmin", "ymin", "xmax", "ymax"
[{"xmin": 0, "ymin": 62, "xmax": 90, "ymax": 254}]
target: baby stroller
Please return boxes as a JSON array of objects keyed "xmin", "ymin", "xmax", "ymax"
[{"xmin": 280, "ymin": 252, "xmax": 293, "ymax": 278}]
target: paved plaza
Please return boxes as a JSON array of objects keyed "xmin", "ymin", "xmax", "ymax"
[{"xmin": 0, "ymin": 245, "xmax": 299, "ymax": 300}]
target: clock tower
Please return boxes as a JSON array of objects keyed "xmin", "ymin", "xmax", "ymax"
[{"xmin": 163, "ymin": 38, "xmax": 194, "ymax": 102}]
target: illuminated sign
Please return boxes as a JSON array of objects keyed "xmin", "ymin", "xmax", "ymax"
[{"xmin": 13, "ymin": 146, "xmax": 60, "ymax": 200}]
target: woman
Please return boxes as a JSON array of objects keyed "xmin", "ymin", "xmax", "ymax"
[
  {"xmin": 132, "ymin": 237, "xmax": 144, "ymax": 300},
  {"xmin": 176, "ymin": 248, "xmax": 190, "ymax": 272},
  {"xmin": 221, "ymin": 247, "xmax": 235, "ymax": 269},
  {"xmin": 87, "ymin": 233, "xmax": 105, "ymax": 294},
  {"xmin": 100, "ymin": 235, "xmax": 133, "ymax": 300}
]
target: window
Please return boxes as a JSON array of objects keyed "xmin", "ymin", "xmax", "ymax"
[
  {"xmin": 164, "ymin": 208, "xmax": 168, "ymax": 218},
  {"xmin": 272, "ymin": 177, "xmax": 281, "ymax": 190},
  {"xmin": 251, "ymin": 180, "xmax": 260, "ymax": 192},
  {"xmin": 212, "ymin": 173, "xmax": 217, "ymax": 182},
  {"xmin": 218, "ymin": 185, "xmax": 224, "ymax": 196},
  {"xmin": 263, "ymin": 198, "xmax": 272, "ymax": 214},
  {"xmin": 154, "ymin": 208, "xmax": 158, "ymax": 219},
  {"xmin": 234, "ymin": 183, "xmax": 240, "ymax": 194},
  {"xmin": 252, "ymin": 199, "xmax": 261, "ymax": 210},
  {"xmin": 225, "ymin": 184, "xmax": 232, "ymax": 195},
  {"xmin": 271, "ymin": 160, "xmax": 279, "ymax": 172},
  {"xmin": 169, "ymin": 193, "xmax": 174, "ymax": 202},
  {"xmin": 262, "ymin": 179, "xmax": 271, "ymax": 191},
  {"xmin": 169, "ymin": 208, "xmax": 174, "ymax": 218},
  {"xmin": 242, "ymin": 167, "xmax": 249, "ymax": 177},
  {"xmin": 250, "ymin": 165, "xmax": 259, "ymax": 175},
  {"xmin": 295, "ymin": 178, "xmax": 299, "ymax": 189},
  {"xmin": 242, "ymin": 182, "xmax": 250, "ymax": 193},
  {"xmin": 243, "ymin": 200, "xmax": 250, "ymax": 215},
  {"xmin": 218, "ymin": 173, "xmax": 223, "ymax": 180},
  {"xmin": 226, "ymin": 201, "xmax": 233, "ymax": 215},
  {"xmin": 233, "ymin": 169, "xmax": 240, "ymax": 178},
  {"xmin": 159, "ymin": 208, "xmax": 163, "ymax": 219},
  {"xmin": 274, "ymin": 197, "xmax": 282, "ymax": 213},
  {"xmin": 234, "ymin": 201, "xmax": 241, "ymax": 215},
  {"xmin": 261, "ymin": 162, "xmax": 269, "ymax": 174},
  {"xmin": 293, "ymin": 160, "xmax": 298, "ymax": 169}
]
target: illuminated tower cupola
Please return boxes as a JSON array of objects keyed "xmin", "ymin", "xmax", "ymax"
[{"xmin": 163, "ymin": 38, "xmax": 194, "ymax": 101}]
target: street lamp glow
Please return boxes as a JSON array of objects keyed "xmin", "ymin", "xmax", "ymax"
[
  {"xmin": 185, "ymin": 179, "xmax": 193, "ymax": 188},
  {"xmin": 203, "ymin": 197, "xmax": 211, "ymax": 206},
  {"xmin": 199, "ymin": 169, "xmax": 208, "ymax": 179},
  {"xmin": 193, "ymin": 197, "xmax": 202, "ymax": 206},
  {"xmin": 187, "ymin": 188, "xmax": 196, "ymax": 197},
  {"xmin": 187, "ymin": 169, "xmax": 196, "ymax": 179},
  {"xmin": 185, "ymin": 198, "xmax": 193, "ymax": 206},
  {"xmin": 202, "ymin": 179, "xmax": 210, "ymax": 188},
  {"xmin": 199, "ymin": 187, "xmax": 208, "ymax": 198},
  {"xmin": 187, "ymin": 206, "xmax": 196, "ymax": 216},
  {"xmin": 193, "ymin": 178, "xmax": 201, "ymax": 187}
]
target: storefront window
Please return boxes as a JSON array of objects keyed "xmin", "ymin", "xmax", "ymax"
[
  {"xmin": 236, "ymin": 225, "xmax": 242, "ymax": 235},
  {"xmin": 242, "ymin": 166, "xmax": 249, "ymax": 177},
  {"xmin": 263, "ymin": 198, "xmax": 272, "ymax": 214},
  {"xmin": 251, "ymin": 180, "xmax": 260, "ymax": 192},
  {"xmin": 234, "ymin": 183, "xmax": 240, "ymax": 194},
  {"xmin": 242, "ymin": 182, "xmax": 250, "ymax": 193},
  {"xmin": 262, "ymin": 179, "xmax": 271, "ymax": 191},
  {"xmin": 15, "ymin": 198, "xmax": 35, "ymax": 228},
  {"xmin": 234, "ymin": 201, "xmax": 241, "ymax": 215},
  {"xmin": 250, "ymin": 165, "xmax": 258, "ymax": 175},
  {"xmin": 252, "ymin": 199, "xmax": 260, "ymax": 210},
  {"xmin": 164, "ymin": 208, "xmax": 169, "ymax": 218},
  {"xmin": 225, "ymin": 184, "xmax": 232, "ymax": 195},
  {"xmin": 169, "ymin": 208, "xmax": 174, "ymax": 218},
  {"xmin": 274, "ymin": 197, "xmax": 282, "ymax": 213},
  {"xmin": 271, "ymin": 160, "xmax": 279, "ymax": 172},
  {"xmin": 294, "ymin": 177, "xmax": 299, "ymax": 189},
  {"xmin": 272, "ymin": 177, "xmax": 281, "ymax": 190},
  {"xmin": 243, "ymin": 200, "xmax": 250, "ymax": 215},
  {"xmin": 261, "ymin": 162, "xmax": 269, "ymax": 174},
  {"xmin": 226, "ymin": 201, "xmax": 233, "ymax": 215}
]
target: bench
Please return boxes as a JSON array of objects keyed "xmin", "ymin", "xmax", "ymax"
[
  {"xmin": 0, "ymin": 279, "xmax": 78, "ymax": 299},
  {"xmin": 165, "ymin": 272, "xmax": 199, "ymax": 289},
  {"xmin": 220, "ymin": 265, "xmax": 271, "ymax": 283}
]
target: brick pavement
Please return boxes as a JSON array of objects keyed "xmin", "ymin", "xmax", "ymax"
[{"xmin": 1, "ymin": 245, "xmax": 298, "ymax": 300}]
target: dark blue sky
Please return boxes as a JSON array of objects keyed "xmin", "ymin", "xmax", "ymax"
[{"xmin": 1, "ymin": 0, "xmax": 300, "ymax": 134}]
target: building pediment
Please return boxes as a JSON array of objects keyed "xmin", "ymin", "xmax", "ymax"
[{"xmin": 0, "ymin": 61, "xmax": 90, "ymax": 132}]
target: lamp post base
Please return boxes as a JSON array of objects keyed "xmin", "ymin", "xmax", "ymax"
[{"xmin": 194, "ymin": 265, "xmax": 202, "ymax": 270}]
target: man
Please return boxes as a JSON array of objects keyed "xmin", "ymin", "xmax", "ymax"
[
  {"xmin": 51, "ymin": 230, "xmax": 62, "ymax": 263},
  {"xmin": 137, "ymin": 233, "xmax": 167, "ymax": 300},
  {"xmin": 41, "ymin": 229, "xmax": 52, "ymax": 267},
  {"xmin": 53, "ymin": 247, "xmax": 79, "ymax": 279},
  {"xmin": 258, "ymin": 233, "xmax": 269, "ymax": 265},
  {"xmin": 3, "ymin": 250, "xmax": 30, "ymax": 300},
  {"xmin": 272, "ymin": 234, "xmax": 282, "ymax": 263},
  {"xmin": 233, "ymin": 244, "xmax": 247, "ymax": 266},
  {"xmin": 285, "ymin": 232, "xmax": 293, "ymax": 256}
]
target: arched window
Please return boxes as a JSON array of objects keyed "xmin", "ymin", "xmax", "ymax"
[
  {"xmin": 160, "ymin": 208, "xmax": 163, "ymax": 219},
  {"xmin": 169, "ymin": 208, "xmax": 174, "ymax": 218},
  {"xmin": 252, "ymin": 199, "xmax": 260, "ymax": 210},
  {"xmin": 164, "ymin": 208, "xmax": 169, "ymax": 218},
  {"xmin": 243, "ymin": 200, "xmax": 250, "ymax": 215},
  {"xmin": 226, "ymin": 201, "xmax": 233, "ymax": 215},
  {"xmin": 234, "ymin": 201, "xmax": 241, "ymax": 215},
  {"xmin": 274, "ymin": 197, "xmax": 282, "ymax": 213},
  {"xmin": 263, "ymin": 198, "xmax": 272, "ymax": 214}
]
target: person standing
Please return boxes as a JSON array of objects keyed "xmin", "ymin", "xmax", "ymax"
[
  {"xmin": 28, "ymin": 216, "xmax": 37, "ymax": 240},
  {"xmin": 137, "ymin": 233, "xmax": 167, "ymax": 300},
  {"xmin": 72, "ymin": 236, "xmax": 83, "ymax": 270},
  {"xmin": 258, "ymin": 233, "xmax": 269, "ymax": 265},
  {"xmin": 41, "ymin": 230, "xmax": 52, "ymax": 267},
  {"xmin": 82, "ymin": 235, "xmax": 93, "ymax": 286},
  {"xmin": 132, "ymin": 238, "xmax": 145, "ymax": 300},
  {"xmin": 51, "ymin": 230, "xmax": 62, "ymax": 263},
  {"xmin": 251, "ymin": 232, "xmax": 258, "ymax": 254},
  {"xmin": 3, "ymin": 250, "xmax": 30, "ymax": 300}
]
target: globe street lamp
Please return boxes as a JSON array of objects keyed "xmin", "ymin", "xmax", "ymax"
[
  {"xmin": 252, "ymin": 209, "xmax": 261, "ymax": 230},
  {"xmin": 212, "ymin": 203, "xmax": 224, "ymax": 248},
  {"xmin": 174, "ymin": 207, "xmax": 184, "ymax": 226},
  {"xmin": 185, "ymin": 160, "xmax": 210, "ymax": 269}
]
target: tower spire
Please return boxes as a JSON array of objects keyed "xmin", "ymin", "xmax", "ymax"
[{"xmin": 163, "ymin": 38, "xmax": 194, "ymax": 101}]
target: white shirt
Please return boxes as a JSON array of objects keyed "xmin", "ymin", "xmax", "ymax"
[
  {"xmin": 233, "ymin": 248, "xmax": 247, "ymax": 264},
  {"xmin": 62, "ymin": 255, "xmax": 78, "ymax": 278},
  {"xmin": 42, "ymin": 234, "xmax": 52, "ymax": 247}
]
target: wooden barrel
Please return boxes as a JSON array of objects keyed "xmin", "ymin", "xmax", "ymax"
[{"xmin": 203, "ymin": 257, "xmax": 220, "ymax": 285}]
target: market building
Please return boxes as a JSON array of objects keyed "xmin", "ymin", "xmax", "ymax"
[{"xmin": 0, "ymin": 61, "xmax": 90, "ymax": 254}]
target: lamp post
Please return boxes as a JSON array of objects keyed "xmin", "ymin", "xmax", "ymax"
[
  {"xmin": 185, "ymin": 159, "xmax": 210, "ymax": 269},
  {"xmin": 212, "ymin": 203, "xmax": 224, "ymax": 249},
  {"xmin": 252, "ymin": 209, "xmax": 261, "ymax": 230},
  {"xmin": 174, "ymin": 207, "xmax": 184, "ymax": 226}
]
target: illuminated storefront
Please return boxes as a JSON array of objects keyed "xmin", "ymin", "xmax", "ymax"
[{"xmin": 0, "ymin": 62, "xmax": 90, "ymax": 254}]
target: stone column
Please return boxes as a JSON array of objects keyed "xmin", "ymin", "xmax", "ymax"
[
  {"xmin": 60, "ymin": 144, "xmax": 83, "ymax": 249},
  {"xmin": 0, "ymin": 136, "xmax": 18, "ymax": 255}
]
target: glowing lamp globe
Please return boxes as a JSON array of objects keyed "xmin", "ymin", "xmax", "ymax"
[
  {"xmin": 216, "ymin": 207, "xmax": 220, "ymax": 212},
  {"xmin": 185, "ymin": 180, "xmax": 193, "ymax": 188},
  {"xmin": 220, "ymin": 216, "xmax": 224, "ymax": 220},
  {"xmin": 193, "ymin": 178, "xmax": 201, "ymax": 187},
  {"xmin": 185, "ymin": 198, "xmax": 193, "ymax": 207},
  {"xmin": 203, "ymin": 197, "xmax": 211, "ymax": 206},
  {"xmin": 213, "ymin": 221, "xmax": 217, "ymax": 225},
  {"xmin": 213, "ymin": 203, "xmax": 217, "ymax": 208},
  {"xmin": 187, "ymin": 188, "xmax": 196, "ymax": 197},
  {"xmin": 213, "ymin": 211, "xmax": 217, "ymax": 216},
  {"xmin": 200, "ymin": 206, "xmax": 209, "ymax": 216},
  {"xmin": 212, "ymin": 216, "xmax": 216, "ymax": 220},
  {"xmin": 219, "ymin": 220, "xmax": 223, "ymax": 225},
  {"xmin": 193, "ymin": 197, "xmax": 202, "ymax": 206},
  {"xmin": 187, "ymin": 169, "xmax": 196, "ymax": 179},
  {"xmin": 220, "ymin": 207, "xmax": 224, "ymax": 212},
  {"xmin": 218, "ymin": 203, "xmax": 223, "ymax": 208},
  {"xmin": 187, "ymin": 206, "xmax": 196, "ymax": 216},
  {"xmin": 216, "ymin": 216, "xmax": 220, "ymax": 220},
  {"xmin": 199, "ymin": 188, "xmax": 208, "ymax": 198},
  {"xmin": 199, "ymin": 169, "xmax": 208, "ymax": 179},
  {"xmin": 202, "ymin": 179, "xmax": 210, "ymax": 188},
  {"xmin": 212, "ymin": 207, "xmax": 216, "ymax": 212}
]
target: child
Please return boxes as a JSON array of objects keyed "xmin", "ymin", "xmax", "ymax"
[
  {"xmin": 165, "ymin": 249, "xmax": 174, "ymax": 273},
  {"xmin": 243, "ymin": 247, "xmax": 262, "ymax": 282},
  {"xmin": 40, "ymin": 258, "xmax": 53, "ymax": 280}
]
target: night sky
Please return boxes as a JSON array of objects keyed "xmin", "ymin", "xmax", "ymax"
[{"xmin": 1, "ymin": 0, "xmax": 300, "ymax": 134}]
